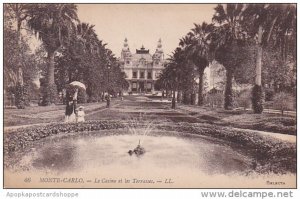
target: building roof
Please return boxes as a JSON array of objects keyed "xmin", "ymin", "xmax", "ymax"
[
  {"xmin": 131, "ymin": 53, "xmax": 153, "ymax": 62},
  {"xmin": 136, "ymin": 45, "xmax": 149, "ymax": 54}
]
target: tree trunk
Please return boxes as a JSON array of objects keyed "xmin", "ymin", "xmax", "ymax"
[
  {"xmin": 68, "ymin": 69, "xmax": 73, "ymax": 83},
  {"xmin": 16, "ymin": 10, "xmax": 24, "ymax": 86},
  {"xmin": 171, "ymin": 90, "xmax": 176, "ymax": 109},
  {"xmin": 198, "ymin": 69, "xmax": 204, "ymax": 106},
  {"xmin": 191, "ymin": 93, "xmax": 196, "ymax": 105},
  {"xmin": 182, "ymin": 91, "xmax": 188, "ymax": 105},
  {"xmin": 177, "ymin": 90, "xmax": 182, "ymax": 103},
  {"xmin": 48, "ymin": 51, "xmax": 55, "ymax": 85},
  {"xmin": 224, "ymin": 69, "xmax": 233, "ymax": 110},
  {"xmin": 43, "ymin": 50, "xmax": 57, "ymax": 105},
  {"xmin": 252, "ymin": 25, "xmax": 264, "ymax": 113},
  {"xmin": 16, "ymin": 14, "xmax": 25, "ymax": 109},
  {"xmin": 255, "ymin": 26, "xmax": 263, "ymax": 86}
]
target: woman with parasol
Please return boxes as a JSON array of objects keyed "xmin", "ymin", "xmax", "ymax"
[{"xmin": 64, "ymin": 81, "xmax": 86, "ymax": 122}]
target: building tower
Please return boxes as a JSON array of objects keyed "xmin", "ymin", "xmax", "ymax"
[
  {"xmin": 121, "ymin": 38, "xmax": 132, "ymax": 61},
  {"xmin": 152, "ymin": 38, "xmax": 164, "ymax": 65}
]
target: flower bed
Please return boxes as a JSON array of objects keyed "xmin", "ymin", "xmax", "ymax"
[{"xmin": 4, "ymin": 120, "xmax": 125, "ymax": 155}]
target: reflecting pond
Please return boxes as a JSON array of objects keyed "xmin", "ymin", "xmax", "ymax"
[{"xmin": 5, "ymin": 129, "xmax": 295, "ymax": 188}]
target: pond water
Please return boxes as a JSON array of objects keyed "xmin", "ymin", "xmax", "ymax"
[{"xmin": 5, "ymin": 129, "xmax": 296, "ymax": 188}]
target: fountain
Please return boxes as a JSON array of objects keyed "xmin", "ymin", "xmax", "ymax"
[
  {"xmin": 128, "ymin": 140, "xmax": 145, "ymax": 156},
  {"xmin": 125, "ymin": 112, "xmax": 157, "ymax": 156}
]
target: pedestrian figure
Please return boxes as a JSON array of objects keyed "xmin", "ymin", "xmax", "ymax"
[
  {"xmin": 76, "ymin": 106, "xmax": 85, "ymax": 122},
  {"xmin": 64, "ymin": 88, "xmax": 78, "ymax": 122},
  {"xmin": 105, "ymin": 94, "xmax": 111, "ymax": 108},
  {"xmin": 171, "ymin": 97, "xmax": 176, "ymax": 109}
]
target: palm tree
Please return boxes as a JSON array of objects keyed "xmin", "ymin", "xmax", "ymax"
[
  {"xmin": 243, "ymin": 4, "xmax": 296, "ymax": 113},
  {"xmin": 186, "ymin": 22, "xmax": 214, "ymax": 106},
  {"xmin": 212, "ymin": 4, "xmax": 248, "ymax": 110},
  {"xmin": 179, "ymin": 35, "xmax": 196, "ymax": 104},
  {"xmin": 5, "ymin": 4, "xmax": 32, "ymax": 108},
  {"xmin": 166, "ymin": 50, "xmax": 184, "ymax": 108},
  {"xmin": 27, "ymin": 4, "xmax": 78, "ymax": 105},
  {"xmin": 75, "ymin": 22, "xmax": 99, "ymax": 55},
  {"xmin": 156, "ymin": 47, "xmax": 182, "ymax": 105},
  {"xmin": 156, "ymin": 63, "xmax": 177, "ymax": 104},
  {"xmin": 162, "ymin": 46, "xmax": 195, "ymax": 105},
  {"xmin": 6, "ymin": 4, "xmax": 30, "ymax": 78}
]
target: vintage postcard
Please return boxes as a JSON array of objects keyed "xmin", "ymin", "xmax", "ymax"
[{"xmin": 3, "ymin": 3, "xmax": 296, "ymax": 188}]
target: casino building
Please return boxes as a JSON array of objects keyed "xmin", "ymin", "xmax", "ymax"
[{"xmin": 119, "ymin": 38, "xmax": 165, "ymax": 93}]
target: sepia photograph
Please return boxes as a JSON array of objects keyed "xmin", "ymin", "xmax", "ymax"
[{"xmin": 3, "ymin": 3, "xmax": 297, "ymax": 189}]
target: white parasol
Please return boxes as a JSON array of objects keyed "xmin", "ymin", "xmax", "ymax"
[{"xmin": 69, "ymin": 81, "xmax": 86, "ymax": 90}]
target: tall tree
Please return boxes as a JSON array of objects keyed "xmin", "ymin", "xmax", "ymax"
[
  {"xmin": 157, "ymin": 47, "xmax": 195, "ymax": 105},
  {"xmin": 27, "ymin": 4, "xmax": 79, "ymax": 105},
  {"xmin": 178, "ymin": 36, "xmax": 197, "ymax": 104},
  {"xmin": 4, "ymin": 4, "xmax": 42, "ymax": 108},
  {"xmin": 185, "ymin": 22, "xmax": 214, "ymax": 106},
  {"xmin": 212, "ymin": 4, "xmax": 249, "ymax": 110},
  {"xmin": 4, "ymin": 4, "xmax": 31, "ymax": 108},
  {"xmin": 55, "ymin": 22, "xmax": 128, "ymax": 102},
  {"xmin": 243, "ymin": 4, "xmax": 296, "ymax": 113}
]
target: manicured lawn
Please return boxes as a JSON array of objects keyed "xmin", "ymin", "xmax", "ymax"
[
  {"xmin": 5, "ymin": 98, "xmax": 296, "ymax": 136},
  {"xmin": 4, "ymin": 102, "xmax": 108, "ymax": 127},
  {"xmin": 176, "ymin": 105, "xmax": 296, "ymax": 135}
]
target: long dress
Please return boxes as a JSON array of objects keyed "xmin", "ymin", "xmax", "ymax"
[
  {"xmin": 65, "ymin": 101, "xmax": 76, "ymax": 122},
  {"xmin": 64, "ymin": 90, "xmax": 78, "ymax": 122}
]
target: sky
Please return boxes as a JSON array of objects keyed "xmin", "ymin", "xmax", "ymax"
[{"xmin": 77, "ymin": 4, "xmax": 216, "ymax": 58}]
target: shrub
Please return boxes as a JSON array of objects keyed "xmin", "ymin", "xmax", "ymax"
[
  {"xmin": 232, "ymin": 90, "xmax": 239, "ymax": 108},
  {"xmin": 264, "ymin": 88, "xmax": 275, "ymax": 101},
  {"xmin": 206, "ymin": 92, "xmax": 224, "ymax": 108},
  {"xmin": 237, "ymin": 89, "xmax": 251, "ymax": 110},
  {"xmin": 41, "ymin": 83, "xmax": 58, "ymax": 106},
  {"xmin": 4, "ymin": 120, "xmax": 125, "ymax": 155},
  {"xmin": 77, "ymin": 89, "xmax": 87, "ymax": 104},
  {"xmin": 15, "ymin": 82, "xmax": 25, "ymax": 109},
  {"xmin": 273, "ymin": 92, "xmax": 295, "ymax": 115},
  {"xmin": 251, "ymin": 85, "xmax": 264, "ymax": 114}
]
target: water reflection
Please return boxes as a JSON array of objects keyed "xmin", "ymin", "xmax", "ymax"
[
  {"xmin": 20, "ymin": 130, "xmax": 253, "ymax": 175},
  {"xmin": 32, "ymin": 142, "xmax": 76, "ymax": 171},
  {"xmin": 6, "ymin": 129, "xmax": 297, "ymax": 188}
]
